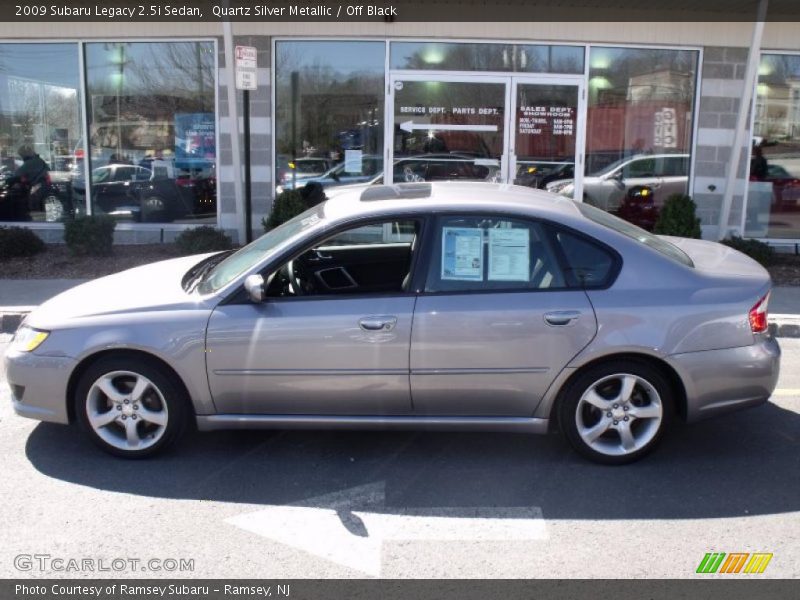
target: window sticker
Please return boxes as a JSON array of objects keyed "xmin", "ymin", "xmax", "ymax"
[
  {"xmin": 441, "ymin": 227, "xmax": 484, "ymax": 281},
  {"xmin": 344, "ymin": 149, "xmax": 363, "ymax": 174},
  {"xmin": 488, "ymin": 228, "xmax": 530, "ymax": 281}
]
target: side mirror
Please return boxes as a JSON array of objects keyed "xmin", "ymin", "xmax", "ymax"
[
  {"xmin": 612, "ymin": 170, "xmax": 624, "ymax": 182},
  {"xmin": 244, "ymin": 274, "xmax": 265, "ymax": 303}
]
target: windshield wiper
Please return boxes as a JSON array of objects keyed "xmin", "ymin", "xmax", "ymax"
[{"xmin": 182, "ymin": 250, "xmax": 236, "ymax": 292}]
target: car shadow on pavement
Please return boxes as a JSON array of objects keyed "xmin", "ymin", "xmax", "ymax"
[{"xmin": 25, "ymin": 399, "xmax": 800, "ymax": 520}]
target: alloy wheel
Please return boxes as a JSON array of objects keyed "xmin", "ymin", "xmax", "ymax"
[
  {"xmin": 574, "ymin": 373, "xmax": 663, "ymax": 457},
  {"xmin": 85, "ymin": 370, "xmax": 169, "ymax": 451}
]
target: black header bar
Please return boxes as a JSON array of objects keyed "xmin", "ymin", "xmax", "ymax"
[{"xmin": 2, "ymin": 0, "xmax": 799, "ymax": 22}]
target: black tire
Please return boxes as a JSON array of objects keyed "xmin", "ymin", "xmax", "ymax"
[
  {"xmin": 141, "ymin": 195, "xmax": 170, "ymax": 222},
  {"xmin": 557, "ymin": 359, "xmax": 673, "ymax": 465},
  {"xmin": 74, "ymin": 355, "xmax": 189, "ymax": 458}
]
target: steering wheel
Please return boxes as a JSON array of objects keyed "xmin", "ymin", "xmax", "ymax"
[
  {"xmin": 403, "ymin": 166, "xmax": 424, "ymax": 182},
  {"xmin": 286, "ymin": 257, "xmax": 313, "ymax": 296}
]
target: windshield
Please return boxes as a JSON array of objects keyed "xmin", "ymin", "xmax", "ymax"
[
  {"xmin": 577, "ymin": 202, "xmax": 694, "ymax": 268},
  {"xmin": 197, "ymin": 204, "xmax": 326, "ymax": 294}
]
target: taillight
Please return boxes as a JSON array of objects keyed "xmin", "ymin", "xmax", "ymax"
[{"xmin": 749, "ymin": 291, "xmax": 770, "ymax": 333}]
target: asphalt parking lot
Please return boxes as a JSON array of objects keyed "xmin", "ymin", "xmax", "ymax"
[{"xmin": 1, "ymin": 336, "xmax": 798, "ymax": 579}]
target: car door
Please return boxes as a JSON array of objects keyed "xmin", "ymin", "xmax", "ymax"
[
  {"xmin": 205, "ymin": 218, "xmax": 422, "ymax": 416},
  {"xmin": 410, "ymin": 214, "xmax": 599, "ymax": 417},
  {"xmin": 658, "ymin": 155, "xmax": 690, "ymax": 203},
  {"xmin": 623, "ymin": 156, "xmax": 665, "ymax": 207},
  {"xmin": 94, "ymin": 165, "xmax": 138, "ymax": 214}
]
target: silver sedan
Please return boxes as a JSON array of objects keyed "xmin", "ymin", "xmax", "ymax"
[{"xmin": 4, "ymin": 182, "xmax": 780, "ymax": 464}]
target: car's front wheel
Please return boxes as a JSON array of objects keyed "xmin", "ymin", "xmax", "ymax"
[
  {"xmin": 75, "ymin": 356, "xmax": 188, "ymax": 458},
  {"xmin": 558, "ymin": 360, "xmax": 672, "ymax": 465}
]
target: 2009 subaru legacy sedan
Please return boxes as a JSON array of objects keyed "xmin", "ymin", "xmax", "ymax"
[{"xmin": 4, "ymin": 182, "xmax": 780, "ymax": 464}]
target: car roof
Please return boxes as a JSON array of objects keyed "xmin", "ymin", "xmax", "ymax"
[{"xmin": 322, "ymin": 181, "xmax": 582, "ymax": 222}]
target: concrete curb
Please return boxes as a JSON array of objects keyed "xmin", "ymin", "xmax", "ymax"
[{"xmin": 3, "ymin": 308, "xmax": 800, "ymax": 338}]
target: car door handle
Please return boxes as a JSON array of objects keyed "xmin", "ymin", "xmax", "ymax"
[
  {"xmin": 544, "ymin": 311, "xmax": 581, "ymax": 326},
  {"xmin": 359, "ymin": 316, "xmax": 397, "ymax": 331}
]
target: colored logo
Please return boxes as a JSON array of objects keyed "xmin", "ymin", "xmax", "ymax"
[{"xmin": 696, "ymin": 552, "xmax": 773, "ymax": 574}]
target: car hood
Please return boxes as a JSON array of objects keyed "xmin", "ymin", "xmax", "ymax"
[{"xmin": 27, "ymin": 254, "xmax": 214, "ymax": 329}]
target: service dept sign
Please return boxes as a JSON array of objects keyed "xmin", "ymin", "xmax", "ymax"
[{"xmin": 235, "ymin": 45, "xmax": 258, "ymax": 91}]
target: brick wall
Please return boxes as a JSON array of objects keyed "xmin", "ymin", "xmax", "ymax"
[{"xmin": 691, "ymin": 46, "xmax": 752, "ymax": 239}]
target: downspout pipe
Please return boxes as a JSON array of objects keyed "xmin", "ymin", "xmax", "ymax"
[{"xmin": 717, "ymin": 0, "xmax": 767, "ymax": 240}]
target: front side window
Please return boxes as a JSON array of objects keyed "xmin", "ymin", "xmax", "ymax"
[
  {"xmin": 0, "ymin": 43, "xmax": 83, "ymax": 223},
  {"xmin": 623, "ymin": 158, "xmax": 656, "ymax": 179},
  {"xmin": 425, "ymin": 215, "xmax": 566, "ymax": 293},
  {"xmin": 85, "ymin": 41, "xmax": 217, "ymax": 224},
  {"xmin": 266, "ymin": 219, "xmax": 420, "ymax": 297}
]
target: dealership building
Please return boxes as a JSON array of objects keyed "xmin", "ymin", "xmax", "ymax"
[{"xmin": 1, "ymin": 3, "xmax": 799, "ymax": 246}]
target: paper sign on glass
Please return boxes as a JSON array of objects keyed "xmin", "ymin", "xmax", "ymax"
[
  {"xmin": 441, "ymin": 227, "xmax": 483, "ymax": 281},
  {"xmin": 344, "ymin": 149, "xmax": 363, "ymax": 174},
  {"xmin": 488, "ymin": 228, "xmax": 530, "ymax": 281}
]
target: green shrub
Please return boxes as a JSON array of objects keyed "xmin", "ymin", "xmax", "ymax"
[
  {"xmin": 174, "ymin": 226, "xmax": 233, "ymax": 256},
  {"xmin": 63, "ymin": 215, "xmax": 116, "ymax": 256},
  {"xmin": 263, "ymin": 183, "xmax": 327, "ymax": 231},
  {"xmin": 0, "ymin": 226, "xmax": 45, "ymax": 259},
  {"xmin": 653, "ymin": 194, "xmax": 702, "ymax": 239},
  {"xmin": 721, "ymin": 236, "xmax": 775, "ymax": 267},
  {"xmin": 262, "ymin": 189, "xmax": 307, "ymax": 231}
]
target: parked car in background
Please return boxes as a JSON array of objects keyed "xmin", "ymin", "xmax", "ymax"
[
  {"xmin": 71, "ymin": 164, "xmax": 214, "ymax": 222},
  {"xmin": 547, "ymin": 153, "xmax": 690, "ymax": 213},
  {"xmin": 277, "ymin": 155, "xmax": 383, "ymax": 193},
  {"xmin": 5, "ymin": 182, "xmax": 779, "ymax": 464},
  {"xmin": 515, "ymin": 162, "xmax": 574, "ymax": 189}
]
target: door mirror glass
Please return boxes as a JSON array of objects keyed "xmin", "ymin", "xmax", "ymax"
[{"xmin": 244, "ymin": 274, "xmax": 265, "ymax": 303}]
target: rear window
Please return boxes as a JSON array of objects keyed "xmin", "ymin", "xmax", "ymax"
[
  {"xmin": 577, "ymin": 202, "xmax": 694, "ymax": 268},
  {"xmin": 553, "ymin": 229, "xmax": 616, "ymax": 288}
]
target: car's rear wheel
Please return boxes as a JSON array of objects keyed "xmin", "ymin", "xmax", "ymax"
[
  {"xmin": 75, "ymin": 356, "xmax": 188, "ymax": 458},
  {"xmin": 141, "ymin": 195, "xmax": 169, "ymax": 222},
  {"xmin": 558, "ymin": 360, "xmax": 672, "ymax": 465}
]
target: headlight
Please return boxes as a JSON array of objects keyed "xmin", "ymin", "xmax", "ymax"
[
  {"xmin": 12, "ymin": 326, "xmax": 50, "ymax": 353},
  {"xmin": 275, "ymin": 185, "xmax": 284, "ymax": 195}
]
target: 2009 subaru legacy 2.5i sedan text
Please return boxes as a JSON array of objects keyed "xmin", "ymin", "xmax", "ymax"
[{"xmin": 4, "ymin": 182, "xmax": 780, "ymax": 464}]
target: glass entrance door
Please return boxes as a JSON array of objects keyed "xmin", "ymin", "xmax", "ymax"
[
  {"xmin": 387, "ymin": 74, "xmax": 584, "ymax": 192},
  {"xmin": 509, "ymin": 78, "xmax": 585, "ymax": 199},
  {"xmin": 388, "ymin": 75, "xmax": 509, "ymax": 184}
]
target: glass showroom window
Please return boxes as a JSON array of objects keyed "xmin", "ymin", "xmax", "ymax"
[
  {"xmin": 390, "ymin": 42, "xmax": 584, "ymax": 74},
  {"xmin": 576, "ymin": 47, "xmax": 698, "ymax": 226},
  {"xmin": 0, "ymin": 43, "xmax": 82, "ymax": 223},
  {"xmin": 745, "ymin": 54, "xmax": 800, "ymax": 239},
  {"xmin": 274, "ymin": 40, "xmax": 385, "ymax": 195},
  {"xmin": 84, "ymin": 41, "xmax": 217, "ymax": 224}
]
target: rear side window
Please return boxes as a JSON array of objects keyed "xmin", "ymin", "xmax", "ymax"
[
  {"xmin": 553, "ymin": 229, "xmax": 616, "ymax": 288},
  {"xmin": 425, "ymin": 215, "xmax": 567, "ymax": 293}
]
